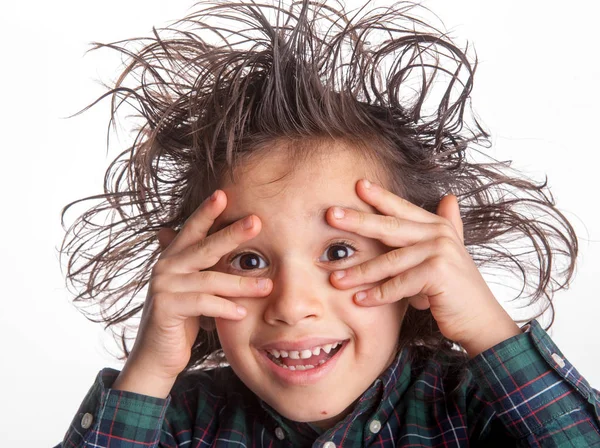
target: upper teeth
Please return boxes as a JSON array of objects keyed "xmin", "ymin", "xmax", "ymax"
[{"xmin": 267, "ymin": 341, "xmax": 342, "ymax": 359}]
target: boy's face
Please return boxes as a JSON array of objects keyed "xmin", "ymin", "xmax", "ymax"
[{"xmin": 210, "ymin": 142, "xmax": 408, "ymax": 428}]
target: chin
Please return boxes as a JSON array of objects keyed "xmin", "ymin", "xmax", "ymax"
[{"xmin": 270, "ymin": 398, "xmax": 354, "ymax": 427}]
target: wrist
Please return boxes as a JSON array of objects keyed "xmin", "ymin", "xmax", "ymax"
[
  {"xmin": 112, "ymin": 362, "xmax": 178, "ymax": 399},
  {"xmin": 459, "ymin": 313, "xmax": 522, "ymax": 359}
]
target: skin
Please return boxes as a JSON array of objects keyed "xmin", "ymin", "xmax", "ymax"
[
  {"xmin": 210, "ymin": 144, "xmax": 409, "ymax": 427},
  {"xmin": 112, "ymin": 139, "xmax": 521, "ymax": 431}
]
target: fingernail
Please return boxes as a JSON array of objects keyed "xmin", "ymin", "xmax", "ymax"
[
  {"xmin": 257, "ymin": 278, "xmax": 269, "ymax": 290},
  {"xmin": 355, "ymin": 291, "xmax": 367, "ymax": 302},
  {"xmin": 242, "ymin": 216, "xmax": 253, "ymax": 230},
  {"xmin": 237, "ymin": 306, "xmax": 247, "ymax": 316},
  {"xmin": 333, "ymin": 270, "xmax": 346, "ymax": 279},
  {"xmin": 332, "ymin": 207, "xmax": 345, "ymax": 219},
  {"xmin": 210, "ymin": 190, "xmax": 218, "ymax": 201},
  {"xmin": 363, "ymin": 179, "xmax": 372, "ymax": 189}
]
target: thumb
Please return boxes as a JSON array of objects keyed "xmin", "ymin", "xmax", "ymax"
[
  {"xmin": 157, "ymin": 227, "xmax": 179, "ymax": 251},
  {"xmin": 436, "ymin": 194, "xmax": 464, "ymax": 244}
]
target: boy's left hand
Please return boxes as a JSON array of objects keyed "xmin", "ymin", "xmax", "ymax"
[{"xmin": 327, "ymin": 179, "xmax": 521, "ymax": 358}]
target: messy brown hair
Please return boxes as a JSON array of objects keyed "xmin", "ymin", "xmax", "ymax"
[{"xmin": 60, "ymin": 0, "xmax": 578, "ymax": 378}]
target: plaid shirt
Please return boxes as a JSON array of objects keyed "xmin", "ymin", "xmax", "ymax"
[{"xmin": 57, "ymin": 319, "xmax": 600, "ymax": 447}]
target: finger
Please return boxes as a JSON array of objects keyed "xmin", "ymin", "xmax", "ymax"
[
  {"xmin": 408, "ymin": 293, "xmax": 431, "ymax": 311},
  {"xmin": 436, "ymin": 194, "xmax": 464, "ymax": 244},
  {"xmin": 153, "ymin": 271, "xmax": 272, "ymax": 297},
  {"xmin": 157, "ymin": 214, "xmax": 261, "ymax": 273},
  {"xmin": 330, "ymin": 241, "xmax": 431, "ymax": 289},
  {"xmin": 162, "ymin": 190, "xmax": 225, "ymax": 256},
  {"xmin": 355, "ymin": 179, "xmax": 440, "ymax": 223},
  {"xmin": 327, "ymin": 206, "xmax": 455, "ymax": 248},
  {"xmin": 160, "ymin": 291, "xmax": 249, "ymax": 320},
  {"xmin": 353, "ymin": 261, "xmax": 436, "ymax": 306}
]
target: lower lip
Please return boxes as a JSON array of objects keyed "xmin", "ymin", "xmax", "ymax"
[{"xmin": 258, "ymin": 342, "xmax": 348, "ymax": 386}]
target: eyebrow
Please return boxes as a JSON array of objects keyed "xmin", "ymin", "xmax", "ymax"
[{"xmin": 209, "ymin": 202, "xmax": 372, "ymax": 235}]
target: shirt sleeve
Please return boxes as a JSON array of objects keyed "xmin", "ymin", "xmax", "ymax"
[
  {"xmin": 56, "ymin": 368, "xmax": 171, "ymax": 448},
  {"xmin": 468, "ymin": 319, "xmax": 600, "ymax": 446}
]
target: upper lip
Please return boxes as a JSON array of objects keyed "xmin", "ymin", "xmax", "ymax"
[{"xmin": 258, "ymin": 337, "xmax": 347, "ymax": 352}]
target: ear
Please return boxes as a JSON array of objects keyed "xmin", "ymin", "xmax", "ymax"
[
  {"xmin": 436, "ymin": 194, "xmax": 464, "ymax": 244},
  {"xmin": 157, "ymin": 227, "xmax": 179, "ymax": 251},
  {"xmin": 408, "ymin": 294, "xmax": 430, "ymax": 311}
]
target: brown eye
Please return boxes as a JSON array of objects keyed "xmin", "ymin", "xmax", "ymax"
[
  {"xmin": 231, "ymin": 253, "xmax": 267, "ymax": 270},
  {"xmin": 321, "ymin": 244, "xmax": 356, "ymax": 262}
]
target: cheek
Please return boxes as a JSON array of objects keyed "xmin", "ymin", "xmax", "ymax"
[
  {"xmin": 339, "ymin": 300, "xmax": 407, "ymax": 359},
  {"xmin": 215, "ymin": 295, "xmax": 266, "ymax": 347},
  {"xmin": 215, "ymin": 317, "xmax": 254, "ymax": 360}
]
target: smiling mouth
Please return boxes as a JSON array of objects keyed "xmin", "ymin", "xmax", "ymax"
[{"xmin": 264, "ymin": 341, "xmax": 346, "ymax": 371}]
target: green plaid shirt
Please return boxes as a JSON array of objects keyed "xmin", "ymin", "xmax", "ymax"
[{"xmin": 57, "ymin": 319, "xmax": 600, "ymax": 447}]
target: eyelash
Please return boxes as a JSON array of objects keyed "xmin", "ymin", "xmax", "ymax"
[{"xmin": 227, "ymin": 240, "xmax": 358, "ymax": 271}]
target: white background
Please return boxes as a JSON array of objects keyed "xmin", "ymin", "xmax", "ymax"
[{"xmin": 1, "ymin": 1, "xmax": 598, "ymax": 445}]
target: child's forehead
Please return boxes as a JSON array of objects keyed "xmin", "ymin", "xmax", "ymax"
[
  {"xmin": 222, "ymin": 139, "xmax": 389, "ymax": 189},
  {"xmin": 210, "ymin": 142, "xmax": 387, "ymax": 234}
]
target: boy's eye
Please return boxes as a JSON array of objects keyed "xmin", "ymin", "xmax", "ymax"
[
  {"xmin": 229, "ymin": 243, "xmax": 356, "ymax": 271},
  {"xmin": 231, "ymin": 253, "xmax": 268, "ymax": 270},
  {"xmin": 319, "ymin": 243, "xmax": 356, "ymax": 262}
]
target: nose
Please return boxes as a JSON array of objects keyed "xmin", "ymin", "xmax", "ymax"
[{"xmin": 263, "ymin": 260, "xmax": 324, "ymax": 326}]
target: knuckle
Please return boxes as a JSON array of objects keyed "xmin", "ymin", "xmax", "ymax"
[
  {"xmin": 383, "ymin": 216, "xmax": 399, "ymax": 232},
  {"xmin": 355, "ymin": 261, "xmax": 369, "ymax": 278},
  {"xmin": 433, "ymin": 235, "xmax": 455, "ymax": 253},
  {"xmin": 193, "ymin": 292, "xmax": 208, "ymax": 305},
  {"xmin": 384, "ymin": 248, "xmax": 402, "ymax": 265},
  {"xmin": 217, "ymin": 297, "xmax": 233, "ymax": 315},
  {"xmin": 427, "ymin": 255, "xmax": 448, "ymax": 276},
  {"xmin": 391, "ymin": 274, "xmax": 404, "ymax": 290},
  {"xmin": 152, "ymin": 292, "xmax": 170, "ymax": 313},
  {"xmin": 198, "ymin": 270, "xmax": 217, "ymax": 285},
  {"xmin": 190, "ymin": 292, "xmax": 209, "ymax": 313},
  {"xmin": 150, "ymin": 273, "xmax": 169, "ymax": 292},
  {"xmin": 398, "ymin": 196, "xmax": 411, "ymax": 208},
  {"xmin": 153, "ymin": 258, "xmax": 170, "ymax": 274},
  {"xmin": 377, "ymin": 282, "xmax": 392, "ymax": 301},
  {"xmin": 223, "ymin": 221, "xmax": 245, "ymax": 246},
  {"xmin": 194, "ymin": 237, "xmax": 208, "ymax": 253},
  {"xmin": 436, "ymin": 221, "xmax": 455, "ymax": 238},
  {"xmin": 355, "ymin": 211, "xmax": 365, "ymax": 226}
]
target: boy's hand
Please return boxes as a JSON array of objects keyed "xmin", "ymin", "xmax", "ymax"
[
  {"xmin": 327, "ymin": 179, "xmax": 520, "ymax": 358},
  {"xmin": 114, "ymin": 190, "xmax": 272, "ymax": 397}
]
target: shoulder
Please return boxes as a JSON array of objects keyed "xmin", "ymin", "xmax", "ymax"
[{"xmin": 401, "ymin": 346, "xmax": 508, "ymax": 443}]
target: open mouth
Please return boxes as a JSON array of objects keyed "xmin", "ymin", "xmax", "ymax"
[{"xmin": 264, "ymin": 341, "xmax": 346, "ymax": 371}]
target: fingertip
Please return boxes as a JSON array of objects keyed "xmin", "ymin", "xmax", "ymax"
[
  {"xmin": 240, "ymin": 215, "xmax": 263, "ymax": 234},
  {"xmin": 354, "ymin": 291, "xmax": 368, "ymax": 303},
  {"xmin": 205, "ymin": 190, "xmax": 227, "ymax": 220},
  {"xmin": 329, "ymin": 271, "xmax": 349, "ymax": 289},
  {"xmin": 236, "ymin": 305, "xmax": 247, "ymax": 316},
  {"xmin": 256, "ymin": 277, "xmax": 271, "ymax": 292},
  {"xmin": 213, "ymin": 190, "xmax": 229, "ymax": 209},
  {"xmin": 248, "ymin": 215, "xmax": 263, "ymax": 234},
  {"xmin": 353, "ymin": 296, "xmax": 371, "ymax": 307},
  {"xmin": 356, "ymin": 178, "xmax": 376, "ymax": 194},
  {"xmin": 325, "ymin": 207, "xmax": 345, "ymax": 226}
]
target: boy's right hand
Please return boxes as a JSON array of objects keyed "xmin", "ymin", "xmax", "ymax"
[{"xmin": 112, "ymin": 190, "xmax": 272, "ymax": 398}]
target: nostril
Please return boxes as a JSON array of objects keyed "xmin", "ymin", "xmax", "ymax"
[{"xmin": 262, "ymin": 289, "xmax": 324, "ymax": 325}]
